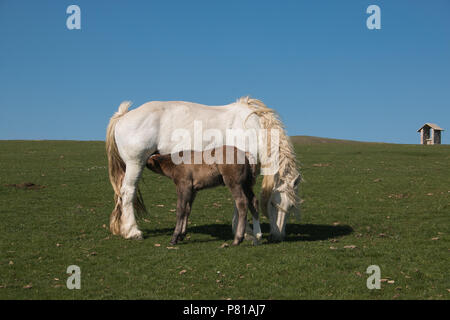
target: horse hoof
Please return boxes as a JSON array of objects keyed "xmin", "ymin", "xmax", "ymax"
[
  {"xmin": 125, "ymin": 230, "xmax": 143, "ymax": 240},
  {"xmin": 232, "ymin": 237, "xmax": 244, "ymax": 246},
  {"xmin": 244, "ymin": 233, "xmax": 254, "ymax": 241}
]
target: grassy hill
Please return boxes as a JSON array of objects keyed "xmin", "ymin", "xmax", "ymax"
[
  {"xmin": 0, "ymin": 140, "xmax": 448, "ymax": 299},
  {"xmin": 290, "ymin": 135, "xmax": 371, "ymax": 145}
]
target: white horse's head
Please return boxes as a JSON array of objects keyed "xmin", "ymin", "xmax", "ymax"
[{"xmin": 267, "ymin": 173, "xmax": 301, "ymax": 241}]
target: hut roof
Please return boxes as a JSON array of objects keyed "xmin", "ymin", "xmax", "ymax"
[{"xmin": 417, "ymin": 123, "xmax": 444, "ymax": 132}]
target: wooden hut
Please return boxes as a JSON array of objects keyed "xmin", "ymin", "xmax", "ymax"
[{"xmin": 417, "ymin": 123, "xmax": 444, "ymax": 145}]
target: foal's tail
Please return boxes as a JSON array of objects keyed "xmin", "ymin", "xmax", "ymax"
[{"xmin": 106, "ymin": 101, "xmax": 146, "ymax": 235}]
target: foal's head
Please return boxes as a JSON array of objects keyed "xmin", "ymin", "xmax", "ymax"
[{"xmin": 146, "ymin": 153, "xmax": 170, "ymax": 176}]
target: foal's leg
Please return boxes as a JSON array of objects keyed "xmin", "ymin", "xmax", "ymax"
[
  {"xmin": 236, "ymin": 186, "xmax": 261, "ymax": 245},
  {"xmin": 245, "ymin": 187, "xmax": 262, "ymax": 244},
  {"xmin": 230, "ymin": 187, "xmax": 248, "ymax": 246},
  {"xmin": 120, "ymin": 162, "xmax": 144, "ymax": 240},
  {"xmin": 232, "ymin": 206, "xmax": 255, "ymax": 241},
  {"xmin": 179, "ymin": 191, "xmax": 196, "ymax": 241},
  {"xmin": 232, "ymin": 205, "xmax": 239, "ymax": 235},
  {"xmin": 171, "ymin": 187, "xmax": 192, "ymax": 245}
]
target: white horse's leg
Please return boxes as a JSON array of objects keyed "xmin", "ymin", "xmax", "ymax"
[
  {"xmin": 248, "ymin": 196, "xmax": 262, "ymax": 245},
  {"xmin": 120, "ymin": 162, "xmax": 144, "ymax": 240},
  {"xmin": 253, "ymin": 216, "xmax": 262, "ymax": 241}
]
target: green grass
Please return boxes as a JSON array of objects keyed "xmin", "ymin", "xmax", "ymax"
[{"xmin": 0, "ymin": 140, "xmax": 449, "ymax": 299}]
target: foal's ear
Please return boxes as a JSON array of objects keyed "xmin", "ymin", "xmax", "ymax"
[
  {"xmin": 150, "ymin": 154, "xmax": 163, "ymax": 163},
  {"xmin": 291, "ymin": 174, "xmax": 301, "ymax": 188},
  {"xmin": 147, "ymin": 154, "xmax": 162, "ymax": 170}
]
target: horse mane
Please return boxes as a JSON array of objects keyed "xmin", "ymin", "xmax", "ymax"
[{"xmin": 237, "ymin": 96, "xmax": 300, "ymax": 214}]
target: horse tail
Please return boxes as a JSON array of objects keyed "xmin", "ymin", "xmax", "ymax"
[
  {"xmin": 240, "ymin": 97, "xmax": 299, "ymax": 217},
  {"xmin": 106, "ymin": 101, "xmax": 131, "ymax": 235}
]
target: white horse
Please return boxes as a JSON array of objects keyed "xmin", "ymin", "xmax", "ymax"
[{"xmin": 106, "ymin": 97, "xmax": 300, "ymax": 241}]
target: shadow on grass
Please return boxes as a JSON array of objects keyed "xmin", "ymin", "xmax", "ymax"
[
  {"xmin": 142, "ymin": 223, "xmax": 353, "ymax": 244},
  {"xmin": 282, "ymin": 223, "xmax": 353, "ymax": 242}
]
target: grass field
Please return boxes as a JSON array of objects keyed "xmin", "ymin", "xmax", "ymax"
[{"xmin": 0, "ymin": 139, "xmax": 449, "ymax": 299}]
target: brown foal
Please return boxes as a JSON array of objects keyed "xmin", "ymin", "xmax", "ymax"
[{"xmin": 146, "ymin": 146, "xmax": 260, "ymax": 246}]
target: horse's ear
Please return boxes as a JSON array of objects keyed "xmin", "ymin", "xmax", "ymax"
[{"xmin": 291, "ymin": 174, "xmax": 301, "ymax": 188}]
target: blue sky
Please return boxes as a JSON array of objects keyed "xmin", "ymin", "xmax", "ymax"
[{"xmin": 0, "ymin": 0, "xmax": 449, "ymax": 143}]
